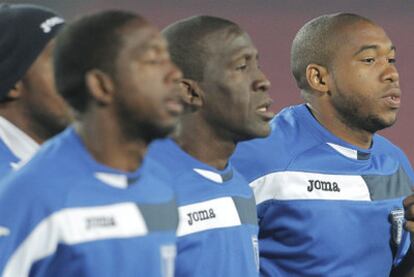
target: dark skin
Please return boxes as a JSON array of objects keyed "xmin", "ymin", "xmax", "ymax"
[
  {"xmin": 76, "ymin": 19, "xmax": 183, "ymax": 172},
  {"xmin": 0, "ymin": 40, "xmax": 73, "ymax": 144},
  {"xmin": 304, "ymin": 20, "xmax": 414, "ymax": 276},
  {"xmin": 305, "ymin": 21, "xmax": 400, "ymax": 149},
  {"xmin": 174, "ymin": 28, "xmax": 273, "ymax": 170}
]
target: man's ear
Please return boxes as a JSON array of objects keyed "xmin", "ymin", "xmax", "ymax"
[
  {"xmin": 5, "ymin": 81, "xmax": 24, "ymax": 100},
  {"xmin": 85, "ymin": 69, "xmax": 115, "ymax": 106},
  {"xmin": 305, "ymin": 64, "xmax": 330, "ymax": 94},
  {"xmin": 180, "ymin": 78, "xmax": 204, "ymax": 110}
]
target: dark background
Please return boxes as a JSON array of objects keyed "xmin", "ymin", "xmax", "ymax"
[{"xmin": 5, "ymin": 0, "xmax": 414, "ymax": 163}]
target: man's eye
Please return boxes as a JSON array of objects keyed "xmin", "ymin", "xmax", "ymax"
[
  {"xmin": 388, "ymin": 58, "xmax": 396, "ymax": 64},
  {"xmin": 361, "ymin": 58, "xmax": 375, "ymax": 64},
  {"xmin": 144, "ymin": 59, "xmax": 162, "ymax": 65},
  {"xmin": 236, "ymin": 64, "xmax": 247, "ymax": 71}
]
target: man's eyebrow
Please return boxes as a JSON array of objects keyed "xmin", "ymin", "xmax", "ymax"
[
  {"xmin": 231, "ymin": 48, "xmax": 258, "ymax": 62},
  {"xmin": 353, "ymin": 44, "xmax": 396, "ymax": 56},
  {"xmin": 131, "ymin": 40, "xmax": 167, "ymax": 56}
]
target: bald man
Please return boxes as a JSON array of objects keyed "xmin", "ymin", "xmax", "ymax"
[{"xmin": 232, "ymin": 13, "xmax": 414, "ymax": 276}]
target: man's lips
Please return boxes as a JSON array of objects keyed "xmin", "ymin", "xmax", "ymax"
[
  {"xmin": 165, "ymin": 97, "xmax": 184, "ymax": 115},
  {"xmin": 256, "ymin": 99, "xmax": 275, "ymax": 120},
  {"xmin": 382, "ymin": 88, "xmax": 401, "ymax": 109}
]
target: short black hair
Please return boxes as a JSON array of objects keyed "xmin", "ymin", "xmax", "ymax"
[
  {"xmin": 54, "ymin": 10, "xmax": 144, "ymax": 113},
  {"xmin": 291, "ymin": 13, "xmax": 374, "ymax": 90},
  {"xmin": 163, "ymin": 15, "xmax": 241, "ymax": 82}
]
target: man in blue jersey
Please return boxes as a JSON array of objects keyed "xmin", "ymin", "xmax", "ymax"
[
  {"xmin": 148, "ymin": 15, "xmax": 274, "ymax": 276},
  {"xmin": 0, "ymin": 4, "xmax": 73, "ymax": 177},
  {"xmin": 232, "ymin": 13, "xmax": 414, "ymax": 276},
  {"xmin": 0, "ymin": 10, "xmax": 183, "ymax": 276}
]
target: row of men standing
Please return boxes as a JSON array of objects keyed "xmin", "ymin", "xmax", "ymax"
[{"xmin": 0, "ymin": 3, "xmax": 414, "ymax": 277}]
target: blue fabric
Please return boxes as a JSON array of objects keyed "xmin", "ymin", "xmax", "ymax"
[
  {"xmin": 0, "ymin": 138, "xmax": 18, "ymax": 178},
  {"xmin": 232, "ymin": 104, "xmax": 414, "ymax": 277},
  {"xmin": 0, "ymin": 127, "xmax": 178, "ymax": 277},
  {"xmin": 148, "ymin": 138, "xmax": 260, "ymax": 277}
]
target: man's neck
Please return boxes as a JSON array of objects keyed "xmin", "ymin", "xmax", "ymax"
[
  {"xmin": 174, "ymin": 115, "xmax": 236, "ymax": 170},
  {"xmin": 75, "ymin": 115, "xmax": 148, "ymax": 172},
  {"xmin": 306, "ymin": 103, "xmax": 373, "ymax": 149}
]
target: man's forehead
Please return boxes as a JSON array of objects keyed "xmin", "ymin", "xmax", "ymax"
[
  {"xmin": 140, "ymin": 35, "xmax": 167, "ymax": 51},
  {"xmin": 352, "ymin": 44, "xmax": 396, "ymax": 57},
  {"xmin": 121, "ymin": 24, "xmax": 166, "ymax": 52},
  {"xmin": 338, "ymin": 21, "xmax": 387, "ymax": 41},
  {"xmin": 204, "ymin": 30, "xmax": 255, "ymax": 58},
  {"xmin": 229, "ymin": 45, "xmax": 258, "ymax": 61},
  {"xmin": 332, "ymin": 21, "xmax": 393, "ymax": 52}
]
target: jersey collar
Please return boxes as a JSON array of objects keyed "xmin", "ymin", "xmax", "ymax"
[
  {"xmin": 0, "ymin": 116, "xmax": 39, "ymax": 166},
  {"xmin": 297, "ymin": 104, "xmax": 371, "ymax": 160}
]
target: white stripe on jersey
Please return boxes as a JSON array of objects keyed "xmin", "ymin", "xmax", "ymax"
[
  {"xmin": 193, "ymin": 168, "xmax": 223, "ymax": 183},
  {"xmin": 327, "ymin": 142, "xmax": 358, "ymax": 159},
  {"xmin": 251, "ymin": 171, "xmax": 371, "ymax": 205},
  {"xmin": 94, "ymin": 172, "xmax": 129, "ymax": 188},
  {"xmin": 3, "ymin": 203, "xmax": 148, "ymax": 277},
  {"xmin": 177, "ymin": 197, "xmax": 241, "ymax": 237}
]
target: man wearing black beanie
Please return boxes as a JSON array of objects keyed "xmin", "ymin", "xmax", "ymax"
[{"xmin": 0, "ymin": 4, "xmax": 73, "ymax": 177}]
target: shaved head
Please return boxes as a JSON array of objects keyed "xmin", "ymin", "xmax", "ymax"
[
  {"xmin": 291, "ymin": 13, "xmax": 374, "ymax": 90},
  {"xmin": 162, "ymin": 15, "xmax": 242, "ymax": 82}
]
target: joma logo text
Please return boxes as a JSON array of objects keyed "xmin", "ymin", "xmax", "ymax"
[
  {"xmin": 307, "ymin": 179, "xmax": 341, "ymax": 192},
  {"xmin": 86, "ymin": 216, "xmax": 116, "ymax": 229},
  {"xmin": 187, "ymin": 209, "xmax": 216, "ymax": 226}
]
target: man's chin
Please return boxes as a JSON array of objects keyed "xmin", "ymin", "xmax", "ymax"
[
  {"xmin": 235, "ymin": 125, "xmax": 271, "ymax": 143},
  {"xmin": 145, "ymin": 123, "xmax": 178, "ymax": 141},
  {"xmin": 365, "ymin": 117, "xmax": 397, "ymax": 133}
]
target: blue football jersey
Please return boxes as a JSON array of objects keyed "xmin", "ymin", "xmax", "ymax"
[
  {"xmin": 0, "ymin": 139, "xmax": 18, "ymax": 177},
  {"xmin": 148, "ymin": 138, "xmax": 260, "ymax": 277},
  {"xmin": 0, "ymin": 127, "xmax": 178, "ymax": 277},
  {"xmin": 232, "ymin": 104, "xmax": 414, "ymax": 277},
  {"xmin": 0, "ymin": 117, "xmax": 39, "ymax": 178}
]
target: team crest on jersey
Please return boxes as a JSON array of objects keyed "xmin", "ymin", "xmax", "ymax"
[
  {"xmin": 160, "ymin": 244, "xmax": 176, "ymax": 277},
  {"xmin": 251, "ymin": 235, "xmax": 259, "ymax": 272},
  {"xmin": 390, "ymin": 208, "xmax": 405, "ymax": 245}
]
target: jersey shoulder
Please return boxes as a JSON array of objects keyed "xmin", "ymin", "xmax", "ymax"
[
  {"xmin": 373, "ymin": 134, "xmax": 414, "ymax": 181},
  {"xmin": 232, "ymin": 105, "xmax": 322, "ymax": 182},
  {"xmin": 148, "ymin": 138, "xmax": 201, "ymax": 178}
]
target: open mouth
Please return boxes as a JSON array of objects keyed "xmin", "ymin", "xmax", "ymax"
[
  {"xmin": 257, "ymin": 106, "xmax": 269, "ymax": 112},
  {"xmin": 165, "ymin": 98, "xmax": 184, "ymax": 115},
  {"xmin": 256, "ymin": 101, "xmax": 275, "ymax": 120},
  {"xmin": 382, "ymin": 88, "xmax": 401, "ymax": 109},
  {"xmin": 383, "ymin": 95, "xmax": 400, "ymax": 108}
]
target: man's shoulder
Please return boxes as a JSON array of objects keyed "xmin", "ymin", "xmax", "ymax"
[
  {"xmin": 141, "ymin": 155, "xmax": 177, "ymax": 183},
  {"xmin": 373, "ymin": 134, "xmax": 404, "ymax": 154},
  {"xmin": 232, "ymin": 104, "xmax": 320, "ymax": 181},
  {"xmin": 148, "ymin": 138, "xmax": 200, "ymax": 177},
  {"xmin": 372, "ymin": 134, "xmax": 412, "ymax": 166},
  {"xmin": 373, "ymin": 133, "xmax": 414, "ymax": 180},
  {"xmin": 0, "ymin": 157, "xmax": 74, "ymax": 207},
  {"xmin": 236, "ymin": 104, "xmax": 315, "ymax": 153},
  {"xmin": 0, "ymin": 132, "xmax": 84, "ymax": 202}
]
